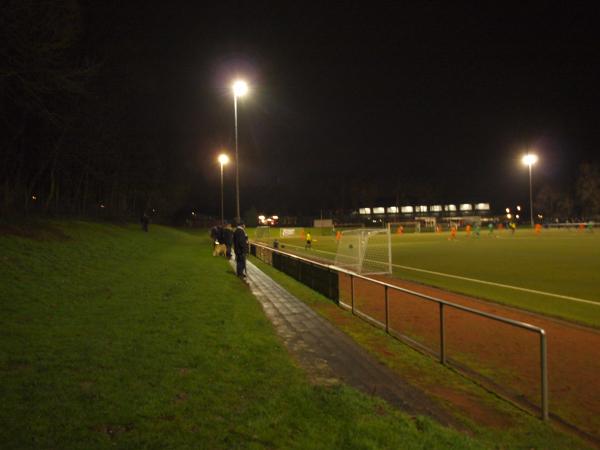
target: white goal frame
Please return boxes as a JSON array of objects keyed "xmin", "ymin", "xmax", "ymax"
[{"xmin": 334, "ymin": 227, "xmax": 392, "ymax": 275}]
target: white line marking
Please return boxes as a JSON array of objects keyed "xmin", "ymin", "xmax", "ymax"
[
  {"xmin": 271, "ymin": 241, "xmax": 600, "ymax": 307},
  {"xmin": 391, "ymin": 264, "xmax": 599, "ymax": 306}
]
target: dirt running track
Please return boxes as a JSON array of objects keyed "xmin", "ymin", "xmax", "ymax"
[{"xmin": 338, "ymin": 274, "xmax": 600, "ymax": 441}]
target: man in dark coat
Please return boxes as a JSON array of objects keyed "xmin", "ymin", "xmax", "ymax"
[{"xmin": 233, "ymin": 222, "xmax": 249, "ymax": 278}]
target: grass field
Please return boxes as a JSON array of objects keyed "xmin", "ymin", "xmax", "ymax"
[
  {"xmin": 2, "ymin": 220, "xmax": 499, "ymax": 449},
  {"xmin": 253, "ymin": 227, "xmax": 600, "ymax": 328}
]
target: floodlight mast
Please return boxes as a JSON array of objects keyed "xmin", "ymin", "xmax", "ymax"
[
  {"xmin": 232, "ymin": 80, "xmax": 248, "ymax": 223},
  {"xmin": 218, "ymin": 153, "xmax": 229, "ymax": 225},
  {"xmin": 522, "ymin": 153, "xmax": 538, "ymax": 228}
]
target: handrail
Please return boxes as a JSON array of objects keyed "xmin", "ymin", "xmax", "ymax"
[{"xmin": 251, "ymin": 240, "xmax": 549, "ymax": 420}]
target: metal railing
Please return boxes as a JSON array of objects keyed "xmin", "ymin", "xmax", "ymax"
[{"xmin": 251, "ymin": 241, "xmax": 549, "ymax": 420}]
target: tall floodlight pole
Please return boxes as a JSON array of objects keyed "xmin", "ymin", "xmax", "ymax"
[
  {"xmin": 522, "ymin": 153, "xmax": 538, "ymax": 228},
  {"xmin": 232, "ymin": 80, "xmax": 248, "ymax": 223},
  {"xmin": 218, "ymin": 153, "xmax": 229, "ymax": 225}
]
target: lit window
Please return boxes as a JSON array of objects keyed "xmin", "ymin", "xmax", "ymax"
[
  {"xmin": 401, "ymin": 206, "xmax": 414, "ymax": 213},
  {"xmin": 387, "ymin": 206, "xmax": 399, "ymax": 213}
]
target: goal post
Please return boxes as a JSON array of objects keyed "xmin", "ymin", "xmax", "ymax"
[
  {"xmin": 280, "ymin": 227, "xmax": 305, "ymax": 238},
  {"xmin": 254, "ymin": 226, "xmax": 272, "ymax": 241},
  {"xmin": 334, "ymin": 227, "xmax": 392, "ymax": 275}
]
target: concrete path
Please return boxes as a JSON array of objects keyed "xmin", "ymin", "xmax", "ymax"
[{"xmin": 235, "ymin": 259, "xmax": 459, "ymax": 427}]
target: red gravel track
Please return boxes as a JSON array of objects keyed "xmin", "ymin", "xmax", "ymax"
[{"xmin": 338, "ymin": 273, "xmax": 600, "ymax": 440}]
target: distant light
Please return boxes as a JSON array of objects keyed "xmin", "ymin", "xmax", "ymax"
[
  {"xmin": 505, "ymin": 208, "xmax": 510, "ymax": 213},
  {"xmin": 522, "ymin": 153, "xmax": 538, "ymax": 166},
  {"xmin": 373, "ymin": 207, "xmax": 385, "ymax": 214},
  {"xmin": 192, "ymin": 212, "xmax": 196, "ymax": 216},
  {"xmin": 258, "ymin": 215, "xmax": 266, "ymax": 221},
  {"xmin": 387, "ymin": 206, "xmax": 399, "ymax": 213},
  {"xmin": 272, "ymin": 215, "xmax": 279, "ymax": 220},
  {"xmin": 218, "ymin": 153, "xmax": 229, "ymax": 165},
  {"xmin": 537, "ymin": 214, "xmax": 543, "ymax": 219},
  {"xmin": 516, "ymin": 214, "xmax": 520, "ymax": 219},
  {"xmin": 232, "ymin": 80, "xmax": 248, "ymax": 97},
  {"xmin": 100, "ymin": 204, "xmax": 105, "ymax": 209},
  {"xmin": 31, "ymin": 195, "xmax": 37, "ymax": 201},
  {"xmin": 517, "ymin": 205, "xmax": 521, "ymax": 211},
  {"xmin": 507, "ymin": 213, "xmax": 512, "ymax": 219}
]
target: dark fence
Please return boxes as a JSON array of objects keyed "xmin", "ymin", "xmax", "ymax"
[{"xmin": 252, "ymin": 242, "xmax": 338, "ymax": 302}]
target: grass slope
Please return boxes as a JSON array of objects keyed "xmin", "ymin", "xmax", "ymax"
[{"xmin": 1, "ymin": 220, "xmax": 486, "ymax": 449}]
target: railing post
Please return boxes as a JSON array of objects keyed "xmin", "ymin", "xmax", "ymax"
[
  {"xmin": 384, "ymin": 285, "xmax": 389, "ymax": 333},
  {"xmin": 350, "ymin": 274, "xmax": 355, "ymax": 314},
  {"xmin": 540, "ymin": 330, "xmax": 549, "ymax": 420},
  {"xmin": 439, "ymin": 303, "xmax": 446, "ymax": 364}
]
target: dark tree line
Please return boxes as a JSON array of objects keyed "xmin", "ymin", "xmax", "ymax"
[
  {"xmin": 1, "ymin": 1, "xmax": 189, "ymax": 219},
  {"xmin": 535, "ymin": 162, "xmax": 600, "ymax": 221}
]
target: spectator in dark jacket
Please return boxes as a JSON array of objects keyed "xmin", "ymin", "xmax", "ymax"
[{"xmin": 233, "ymin": 222, "xmax": 249, "ymax": 278}]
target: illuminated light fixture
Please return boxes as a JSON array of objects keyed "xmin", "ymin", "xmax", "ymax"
[
  {"xmin": 272, "ymin": 215, "xmax": 279, "ymax": 220},
  {"xmin": 516, "ymin": 205, "xmax": 521, "ymax": 211},
  {"xmin": 218, "ymin": 153, "xmax": 230, "ymax": 165},
  {"xmin": 522, "ymin": 153, "xmax": 538, "ymax": 167},
  {"xmin": 516, "ymin": 214, "xmax": 520, "ymax": 219},
  {"xmin": 31, "ymin": 195, "xmax": 37, "ymax": 200},
  {"xmin": 505, "ymin": 208, "xmax": 510, "ymax": 213},
  {"xmin": 258, "ymin": 215, "xmax": 266, "ymax": 221},
  {"xmin": 507, "ymin": 213, "xmax": 512, "ymax": 219},
  {"xmin": 232, "ymin": 80, "xmax": 248, "ymax": 98}
]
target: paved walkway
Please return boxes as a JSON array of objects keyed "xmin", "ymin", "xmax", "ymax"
[{"xmin": 235, "ymin": 259, "xmax": 459, "ymax": 427}]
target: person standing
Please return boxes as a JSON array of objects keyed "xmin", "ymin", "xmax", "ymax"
[
  {"xmin": 233, "ymin": 222, "xmax": 249, "ymax": 279},
  {"xmin": 140, "ymin": 212, "xmax": 149, "ymax": 232},
  {"xmin": 305, "ymin": 231, "xmax": 312, "ymax": 250}
]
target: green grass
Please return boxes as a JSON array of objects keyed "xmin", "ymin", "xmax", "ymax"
[
  {"xmin": 1, "ymin": 220, "xmax": 493, "ymax": 449},
  {"xmin": 255, "ymin": 228, "xmax": 600, "ymax": 327},
  {"xmin": 249, "ymin": 255, "xmax": 591, "ymax": 450}
]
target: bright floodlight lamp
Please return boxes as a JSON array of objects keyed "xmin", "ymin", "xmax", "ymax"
[
  {"xmin": 522, "ymin": 152, "xmax": 539, "ymax": 228},
  {"xmin": 232, "ymin": 80, "xmax": 248, "ymax": 98},
  {"xmin": 522, "ymin": 153, "xmax": 538, "ymax": 166},
  {"xmin": 218, "ymin": 153, "xmax": 229, "ymax": 166}
]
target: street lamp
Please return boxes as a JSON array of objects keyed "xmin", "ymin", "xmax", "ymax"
[
  {"xmin": 522, "ymin": 153, "xmax": 538, "ymax": 228},
  {"xmin": 232, "ymin": 79, "xmax": 248, "ymax": 223},
  {"xmin": 218, "ymin": 153, "xmax": 230, "ymax": 225}
]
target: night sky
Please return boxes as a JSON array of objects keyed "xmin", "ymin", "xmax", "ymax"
[{"xmin": 84, "ymin": 2, "xmax": 600, "ymax": 216}]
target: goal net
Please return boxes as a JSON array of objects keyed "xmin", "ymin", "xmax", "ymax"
[
  {"xmin": 334, "ymin": 228, "xmax": 392, "ymax": 275},
  {"xmin": 279, "ymin": 227, "xmax": 305, "ymax": 238},
  {"xmin": 389, "ymin": 221, "xmax": 420, "ymax": 234},
  {"xmin": 254, "ymin": 226, "xmax": 272, "ymax": 241}
]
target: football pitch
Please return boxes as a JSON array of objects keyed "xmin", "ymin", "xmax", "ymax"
[{"xmin": 253, "ymin": 228, "xmax": 600, "ymax": 328}]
